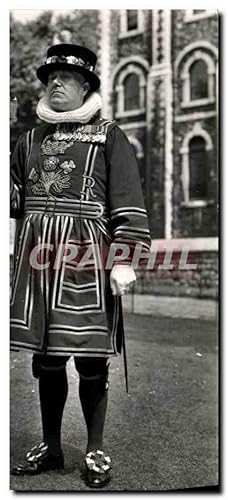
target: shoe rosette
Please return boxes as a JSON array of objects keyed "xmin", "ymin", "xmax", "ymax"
[
  {"xmin": 85, "ymin": 449, "xmax": 111, "ymax": 474},
  {"xmin": 26, "ymin": 442, "xmax": 48, "ymax": 462}
]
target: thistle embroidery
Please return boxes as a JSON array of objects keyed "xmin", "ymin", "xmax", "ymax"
[
  {"xmin": 29, "ymin": 157, "xmax": 76, "ymax": 196},
  {"xmin": 43, "ymin": 156, "xmax": 59, "ymax": 171}
]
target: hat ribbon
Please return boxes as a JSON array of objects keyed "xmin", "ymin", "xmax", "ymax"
[{"xmin": 46, "ymin": 55, "xmax": 94, "ymax": 72}]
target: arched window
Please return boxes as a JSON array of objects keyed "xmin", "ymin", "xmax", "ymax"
[
  {"xmin": 180, "ymin": 123, "xmax": 213, "ymax": 206},
  {"xmin": 124, "ymin": 74, "xmax": 140, "ymax": 110},
  {"xmin": 180, "ymin": 53, "xmax": 216, "ymax": 106},
  {"xmin": 189, "ymin": 136, "xmax": 208, "ymax": 200},
  {"xmin": 175, "ymin": 44, "xmax": 217, "ymax": 107},
  {"xmin": 127, "ymin": 10, "xmax": 138, "ymax": 31},
  {"xmin": 112, "ymin": 58, "xmax": 148, "ymax": 118},
  {"xmin": 190, "ymin": 60, "xmax": 208, "ymax": 100}
]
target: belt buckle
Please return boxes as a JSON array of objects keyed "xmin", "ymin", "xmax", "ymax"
[{"xmin": 95, "ymin": 202, "xmax": 104, "ymax": 219}]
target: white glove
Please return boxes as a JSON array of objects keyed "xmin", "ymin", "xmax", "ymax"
[{"xmin": 110, "ymin": 265, "xmax": 136, "ymax": 296}]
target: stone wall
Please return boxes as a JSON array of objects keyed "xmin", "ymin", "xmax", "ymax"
[
  {"xmin": 171, "ymin": 10, "xmax": 218, "ymax": 239},
  {"xmin": 171, "ymin": 10, "xmax": 218, "ymax": 64},
  {"xmin": 172, "ymin": 117, "xmax": 218, "ymax": 238},
  {"xmin": 134, "ymin": 250, "xmax": 218, "ymax": 299}
]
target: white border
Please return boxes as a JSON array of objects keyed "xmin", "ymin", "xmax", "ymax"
[{"xmin": 4, "ymin": 3, "xmax": 225, "ymax": 498}]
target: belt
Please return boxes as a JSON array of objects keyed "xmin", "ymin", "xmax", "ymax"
[{"xmin": 24, "ymin": 197, "xmax": 106, "ymax": 219}]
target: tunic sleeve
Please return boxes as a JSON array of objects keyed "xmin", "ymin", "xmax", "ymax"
[
  {"xmin": 10, "ymin": 134, "xmax": 26, "ymax": 219},
  {"xmin": 106, "ymin": 125, "xmax": 151, "ymax": 266}
]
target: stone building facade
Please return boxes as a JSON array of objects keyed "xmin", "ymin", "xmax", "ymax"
[
  {"xmin": 96, "ymin": 9, "xmax": 219, "ymax": 298},
  {"xmin": 97, "ymin": 10, "xmax": 218, "ymax": 238}
]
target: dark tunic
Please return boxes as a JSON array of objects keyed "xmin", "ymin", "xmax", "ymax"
[{"xmin": 10, "ymin": 117, "xmax": 151, "ymax": 357}]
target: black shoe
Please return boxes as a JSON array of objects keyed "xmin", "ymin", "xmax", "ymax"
[
  {"xmin": 86, "ymin": 468, "xmax": 111, "ymax": 488},
  {"xmin": 11, "ymin": 442, "xmax": 64, "ymax": 476},
  {"xmin": 85, "ymin": 450, "xmax": 111, "ymax": 489}
]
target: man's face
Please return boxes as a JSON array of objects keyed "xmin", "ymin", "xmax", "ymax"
[{"xmin": 47, "ymin": 70, "xmax": 89, "ymax": 112}]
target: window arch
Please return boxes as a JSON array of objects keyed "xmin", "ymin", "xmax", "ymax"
[
  {"xmin": 113, "ymin": 60, "xmax": 147, "ymax": 118},
  {"xmin": 181, "ymin": 53, "xmax": 215, "ymax": 106},
  {"xmin": 175, "ymin": 42, "xmax": 217, "ymax": 108},
  {"xmin": 180, "ymin": 123, "xmax": 213, "ymax": 206}
]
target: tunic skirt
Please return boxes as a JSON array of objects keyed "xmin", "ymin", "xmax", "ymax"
[{"xmin": 10, "ymin": 118, "xmax": 151, "ymax": 357}]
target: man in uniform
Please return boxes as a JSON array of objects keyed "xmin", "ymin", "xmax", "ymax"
[{"xmin": 10, "ymin": 43, "xmax": 151, "ymax": 488}]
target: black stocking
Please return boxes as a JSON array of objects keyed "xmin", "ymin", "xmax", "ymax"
[
  {"xmin": 39, "ymin": 365, "xmax": 68, "ymax": 455},
  {"xmin": 76, "ymin": 359, "xmax": 109, "ymax": 453}
]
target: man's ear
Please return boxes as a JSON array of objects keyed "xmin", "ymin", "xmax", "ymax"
[{"xmin": 82, "ymin": 82, "xmax": 90, "ymax": 97}]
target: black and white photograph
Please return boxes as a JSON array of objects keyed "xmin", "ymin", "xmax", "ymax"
[{"xmin": 9, "ymin": 8, "xmax": 219, "ymax": 492}]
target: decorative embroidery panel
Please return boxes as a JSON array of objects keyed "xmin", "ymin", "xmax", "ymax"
[
  {"xmin": 26, "ymin": 121, "xmax": 113, "ymax": 197},
  {"xmin": 40, "ymin": 123, "xmax": 108, "ymax": 156},
  {"xmin": 28, "ymin": 156, "xmax": 76, "ymax": 196}
]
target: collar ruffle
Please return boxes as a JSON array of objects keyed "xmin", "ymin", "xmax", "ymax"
[{"xmin": 36, "ymin": 92, "xmax": 102, "ymax": 124}]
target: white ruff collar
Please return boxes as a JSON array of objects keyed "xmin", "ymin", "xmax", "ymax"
[{"xmin": 36, "ymin": 92, "xmax": 102, "ymax": 124}]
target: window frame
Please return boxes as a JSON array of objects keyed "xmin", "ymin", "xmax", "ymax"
[
  {"xmin": 126, "ymin": 10, "xmax": 138, "ymax": 31},
  {"xmin": 119, "ymin": 10, "xmax": 144, "ymax": 39},
  {"xmin": 188, "ymin": 136, "xmax": 209, "ymax": 201},
  {"xmin": 185, "ymin": 9, "xmax": 217, "ymax": 23},
  {"xmin": 180, "ymin": 51, "xmax": 216, "ymax": 108},
  {"xmin": 114, "ymin": 64, "xmax": 146, "ymax": 118},
  {"xmin": 180, "ymin": 123, "xmax": 214, "ymax": 207}
]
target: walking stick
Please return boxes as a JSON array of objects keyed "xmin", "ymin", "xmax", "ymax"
[{"xmin": 122, "ymin": 325, "xmax": 129, "ymax": 394}]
